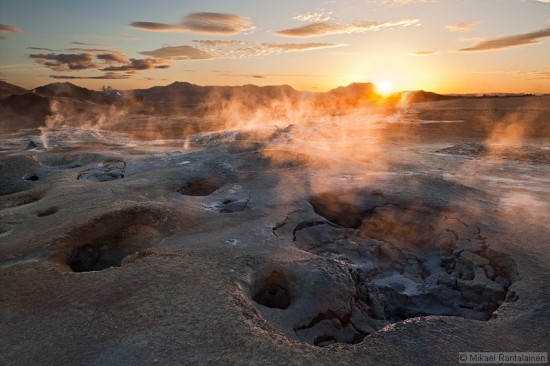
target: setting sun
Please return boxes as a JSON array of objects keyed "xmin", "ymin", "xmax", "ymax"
[{"xmin": 376, "ymin": 81, "xmax": 392, "ymax": 96}]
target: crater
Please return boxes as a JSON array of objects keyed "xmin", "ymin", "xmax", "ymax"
[
  {"xmin": 54, "ymin": 207, "xmax": 175, "ymax": 272},
  {"xmin": 38, "ymin": 153, "xmax": 98, "ymax": 169},
  {"xmin": 0, "ymin": 193, "xmax": 42, "ymax": 210},
  {"xmin": 67, "ymin": 226, "xmax": 157, "ymax": 272},
  {"xmin": 267, "ymin": 196, "xmax": 518, "ymax": 347},
  {"xmin": 0, "ymin": 155, "xmax": 41, "ymax": 196},
  {"xmin": 252, "ymin": 271, "xmax": 291, "ymax": 309},
  {"xmin": 77, "ymin": 159, "xmax": 126, "ymax": 182},
  {"xmin": 178, "ymin": 177, "xmax": 225, "ymax": 196},
  {"xmin": 37, "ymin": 206, "xmax": 59, "ymax": 217}
]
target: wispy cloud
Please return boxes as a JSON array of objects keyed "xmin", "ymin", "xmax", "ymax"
[
  {"xmin": 263, "ymin": 42, "xmax": 344, "ymax": 51},
  {"xmin": 472, "ymin": 69, "xmax": 550, "ymax": 80},
  {"xmin": 275, "ymin": 19, "xmax": 420, "ymax": 37},
  {"xmin": 49, "ymin": 72, "xmax": 130, "ymax": 80},
  {"xmin": 65, "ymin": 48, "xmax": 121, "ymax": 54},
  {"xmin": 0, "ymin": 23, "xmax": 22, "ymax": 39},
  {"xmin": 28, "ymin": 47, "xmax": 60, "ymax": 52},
  {"xmin": 192, "ymin": 40, "xmax": 345, "ymax": 58},
  {"xmin": 293, "ymin": 11, "xmax": 333, "ymax": 22},
  {"xmin": 459, "ymin": 27, "xmax": 550, "ymax": 51},
  {"xmin": 446, "ymin": 22, "xmax": 475, "ymax": 32},
  {"xmin": 411, "ymin": 51, "xmax": 437, "ymax": 55},
  {"xmin": 140, "ymin": 45, "xmax": 212, "ymax": 60},
  {"xmin": 130, "ymin": 12, "xmax": 255, "ymax": 35},
  {"xmin": 71, "ymin": 41, "xmax": 113, "ymax": 47}
]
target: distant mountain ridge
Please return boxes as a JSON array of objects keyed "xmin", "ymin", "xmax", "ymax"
[
  {"xmin": 134, "ymin": 81, "xmax": 300, "ymax": 106},
  {"xmin": 32, "ymin": 82, "xmax": 109, "ymax": 104},
  {"xmin": 1, "ymin": 80, "xmax": 464, "ymax": 108},
  {"xmin": 0, "ymin": 81, "xmax": 29, "ymax": 99}
]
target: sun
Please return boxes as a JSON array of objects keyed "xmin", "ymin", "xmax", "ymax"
[{"xmin": 375, "ymin": 80, "xmax": 392, "ymax": 96}]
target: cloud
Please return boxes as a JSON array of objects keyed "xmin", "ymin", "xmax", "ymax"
[
  {"xmin": 182, "ymin": 12, "xmax": 255, "ymax": 35},
  {"xmin": 293, "ymin": 11, "xmax": 333, "ymax": 22},
  {"xmin": 459, "ymin": 27, "xmax": 550, "ymax": 51},
  {"xmin": 411, "ymin": 51, "xmax": 436, "ymax": 55},
  {"xmin": 101, "ymin": 58, "xmax": 169, "ymax": 71},
  {"xmin": 446, "ymin": 22, "xmax": 475, "ymax": 32},
  {"xmin": 129, "ymin": 22, "xmax": 178, "ymax": 32},
  {"xmin": 528, "ymin": 71, "xmax": 550, "ymax": 79},
  {"xmin": 29, "ymin": 53, "xmax": 97, "ymax": 71},
  {"xmin": 66, "ymin": 48, "xmax": 121, "ymax": 53},
  {"xmin": 130, "ymin": 12, "xmax": 255, "ymax": 35},
  {"xmin": 49, "ymin": 72, "xmax": 130, "ymax": 80},
  {"xmin": 275, "ymin": 19, "xmax": 420, "ymax": 37},
  {"xmin": 263, "ymin": 42, "xmax": 345, "ymax": 51},
  {"xmin": 28, "ymin": 47, "xmax": 60, "ymax": 52},
  {"xmin": 72, "ymin": 41, "xmax": 113, "ymax": 47},
  {"xmin": 140, "ymin": 45, "xmax": 212, "ymax": 60},
  {"xmin": 0, "ymin": 24, "xmax": 22, "ymax": 33},
  {"xmin": 472, "ymin": 69, "xmax": 550, "ymax": 80},
  {"xmin": 0, "ymin": 23, "xmax": 22, "ymax": 39},
  {"xmin": 96, "ymin": 53, "xmax": 128, "ymax": 64},
  {"xmin": 192, "ymin": 40, "xmax": 345, "ymax": 58},
  {"xmin": 193, "ymin": 40, "xmax": 247, "ymax": 47},
  {"xmin": 29, "ymin": 49, "xmax": 169, "ymax": 75}
]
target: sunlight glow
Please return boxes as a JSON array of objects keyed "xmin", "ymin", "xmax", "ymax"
[{"xmin": 376, "ymin": 81, "xmax": 392, "ymax": 96}]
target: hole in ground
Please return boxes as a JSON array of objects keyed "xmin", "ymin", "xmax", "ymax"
[
  {"xmin": 269, "ymin": 201, "xmax": 518, "ymax": 347},
  {"xmin": 178, "ymin": 177, "xmax": 224, "ymax": 196},
  {"xmin": 37, "ymin": 206, "xmax": 59, "ymax": 217},
  {"xmin": 0, "ymin": 193, "xmax": 42, "ymax": 210},
  {"xmin": 24, "ymin": 175, "xmax": 39, "ymax": 181},
  {"xmin": 252, "ymin": 271, "xmax": 291, "ymax": 309},
  {"xmin": 55, "ymin": 207, "xmax": 176, "ymax": 272},
  {"xmin": 77, "ymin": 159, "xmax": 126, "ymax": 182},
  {"xmin": 38, "ymin": 153, "xmax": 98, "ymax": 169},
  {"xmin": 67, "ymin": 224, "xmax": 161, "ymax": 272}
]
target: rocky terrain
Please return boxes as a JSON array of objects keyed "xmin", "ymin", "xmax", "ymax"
[{"xmin": 0, "ymin": 82, "xmax": 548, "ymax": 365}]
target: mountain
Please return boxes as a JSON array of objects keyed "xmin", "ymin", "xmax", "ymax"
[
  {"xmin": 400, "ymin": 90, "xmax": 461, "ymax": 104},
  {"xmin": 33, "ymin": 82, "xmax": 109, "ymax": 104},
  {"xmin": 0, "ymin": 81, "xmax": 29, "ymax": 99},
  {"xmin": 135, "ymin": 82, "xmax": 301, "ymax": 107},
  {"xmin": 135, "ymin": 82, "xmax": 210, "ymax": 105},
  {"xmin": 0, "ymin": 93, "xmax": 52, "ymax": 131}
]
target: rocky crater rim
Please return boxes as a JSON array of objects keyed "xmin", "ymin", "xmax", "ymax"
[
  {"xmin": 52, "ymin": 206, "xmax": 179, "ymax": 272},
  {"xmin": 261, "ymin": 192, "xmax": 519, "ymax": 347}
]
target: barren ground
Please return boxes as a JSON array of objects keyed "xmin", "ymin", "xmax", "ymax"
[{"xmin": 1, "ymin": 96, "xmax": 549, "ymax": 365}]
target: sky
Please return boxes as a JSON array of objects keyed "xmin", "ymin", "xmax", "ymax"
[{"xmin": 0, "ymin": 0, "xmax": 549, "ymax": 93}]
